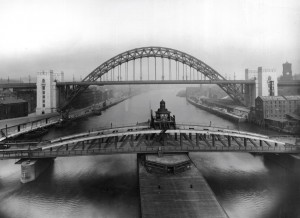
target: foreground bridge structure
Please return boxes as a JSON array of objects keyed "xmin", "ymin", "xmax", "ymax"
[{"xmin": 1, "ymin": 124, "xmax": 298, "ymax": 159}]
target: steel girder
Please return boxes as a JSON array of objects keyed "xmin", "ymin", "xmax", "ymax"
[
  {"xmin": 61, "ymin": 46, "xmax": 245, "ymax": 110},
  {"xmin": 0, "ymin": 126, "xmax": 298, "ymax": 159}
]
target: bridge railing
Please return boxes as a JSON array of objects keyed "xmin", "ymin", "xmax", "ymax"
[
  {"xmin": 1, "ymin": 143, "xmax": 299, "ymax": 159},
  {"xmin": 0, "ymin": 115, "xmax": 61, "ymax": 139},
  {"xmin": 175, "ymin": 122, "xmax": 269, "ymax": 138}
]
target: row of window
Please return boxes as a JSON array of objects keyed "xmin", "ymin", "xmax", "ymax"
[
  {"xmin": 265, "ymin": 109, "xmax": 293, "ymax": 114},
  {"xmin": 265, "ymin": 114, "xmax": 285, "ymax": 118},
  {"xmin": 265, "ymin": 100, "xmax": 300, "ymax": 105},
  {"xmin": 42, "ymin": 85, "xmax": 45, "ymax": 108}
]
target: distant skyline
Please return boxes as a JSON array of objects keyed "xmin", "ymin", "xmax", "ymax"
[{"xmin": 0, "ymin": 0, "xmax": 299, "ymax": 81}]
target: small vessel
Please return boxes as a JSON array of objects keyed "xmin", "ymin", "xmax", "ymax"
[
  {"xmin": 24, "ymin": 128, "xmax": 48, "ymax": 139},
  {"xmin": 92, "ymin": 106, "xmax": 102, "ymax": 116},
  {"xmin": 55, "ymin": 118, "xmax": 71, "ymax": 128},
  {"xmin": 0, "ymin": 144, "xmax": 10, "ymax": 149}
]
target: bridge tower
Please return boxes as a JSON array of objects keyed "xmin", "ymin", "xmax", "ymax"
[
  {"xmin": 282, "ymin": 62, "xmax": 293, "ymax": 80},
  {"xmin": 244, "ymin": 67, "xmax": 278, "ymax": 106},
  {"xmin": 36, "ymin": 70, "xmax": 64, "ymax": 114}
]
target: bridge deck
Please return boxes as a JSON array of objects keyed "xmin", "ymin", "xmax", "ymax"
[
  {"xmin": 0, "ymin": 127, "xmax": 298, "ymax": 159},
  {"xmin": 139, "ymin": 155, "xmax": 228, "ymax": 218}
]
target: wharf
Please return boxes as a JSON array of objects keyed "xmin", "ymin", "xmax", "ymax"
[
  {"xmin": 187, "ymin": 97, "xmax": 246, "ymax": 123},
  {"xmin": 0, "ymin": 96, "xmax": 130, "ymax": 141},
  {"xmin": 138, "ymin": 155, "xmax": 228, "ymax": 218}
]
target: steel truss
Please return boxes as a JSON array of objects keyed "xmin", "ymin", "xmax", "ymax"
[
  {"xmin": 61, "ymin": 47, "xmax": 246, "ymax": 110},
  {"xmin": 0, "ymin": 126, "xmax": 297, "ymax": 159}
]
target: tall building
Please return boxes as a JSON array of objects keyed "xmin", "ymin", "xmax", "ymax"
[
  {"xmin": 282, "ymin": 62, "xmax": 293, "ymax": 80},
  {"xmin": 36, "ymin": 71, "xmax": 64, "ymax": 114},
  {"xmin": 244, "ymin": 67, "xmax": 278, "ymax": 106}
]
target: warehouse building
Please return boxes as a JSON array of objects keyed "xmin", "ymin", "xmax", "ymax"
[{"xmin": 0, "ymin": 97, "xmax": 29, "ymax": 120}]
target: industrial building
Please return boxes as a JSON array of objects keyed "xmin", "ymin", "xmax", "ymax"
[
  {"xmin": 254, "ymin": 95, "xmax": 300, "ymax": 133},
  {"xmin": 0, "ymin": 97, "xmax": 28, "ymax": 120}
]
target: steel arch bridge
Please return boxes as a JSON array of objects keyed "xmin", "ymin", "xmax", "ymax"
[{"xmin": 61, "ymin": 46, "xmax": 245, "ymax": 110}]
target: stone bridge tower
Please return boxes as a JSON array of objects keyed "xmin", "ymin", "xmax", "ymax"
[{"xmin": 36, "ymin": 70, "xmax": 64, "ymax": 115}]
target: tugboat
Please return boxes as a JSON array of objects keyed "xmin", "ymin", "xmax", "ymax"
[{"xmin": 150, "ymin": 99, "xmax": 176, "ymax": 129}]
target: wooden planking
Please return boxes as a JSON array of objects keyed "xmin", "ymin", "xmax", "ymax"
[{"xmin": 139, "ymin": 156, "xmax": 228, "ymax": 218}]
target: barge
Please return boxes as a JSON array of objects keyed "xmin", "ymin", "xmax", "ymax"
[{"xmin": 187, "ymin": 97, "xmax": 246, "ymax": 123}]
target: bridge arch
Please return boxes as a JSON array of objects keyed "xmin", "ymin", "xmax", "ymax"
[{"xmin": 62, "ymin": 46, "xmax": 245, "ymax": 110}]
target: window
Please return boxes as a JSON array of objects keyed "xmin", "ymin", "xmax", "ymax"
[
  {"xmin": 42, "ymin": 79, "xmax": 45, "ymax": 83},
  {"xmin": 43, "ymin": 91, "xmax": 45, "ymax": 94},
  {"xmin": 42, "ymin": 86, "xmax": 45, "ymax": 90},
  {"xmin": 43, "ymin": 104, "xmax": 45, "ymax": 107},
  {"xmin": 43, "ymin": 100, "xmax": 45, "ymax": 103}
]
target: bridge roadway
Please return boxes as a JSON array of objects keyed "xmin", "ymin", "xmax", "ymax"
[
  {"xmin": 1, "ymin": 80, "xmax": 299, "ymax": 89},
  {"xmin": 0, "ymin": 124, "xmax": 298, "ymax": 159},
  {"xmin": 56, "ymin": 80, "xmax": 255, "ymax": 86}
]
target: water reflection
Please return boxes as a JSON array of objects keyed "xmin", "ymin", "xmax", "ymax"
[
  {"xmin": 0, "ymin": 155, "xmax": 139, "ymax": 218},
  {"xmin": 0, "ymin": 88, "xmax": 299, "ymax": 218}
]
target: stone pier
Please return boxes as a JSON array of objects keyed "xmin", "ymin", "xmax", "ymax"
[
  {"xmin": 138, "ymin": 153, "xmax": 228, "ymax": 218},
  {"xmin": 17, "ymin": 158, "xmax": 54, "ymax": 183}
]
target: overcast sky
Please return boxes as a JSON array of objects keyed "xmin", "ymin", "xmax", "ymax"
[{"xmin": 0, "ymin": 0, "xmax": 299, "ymax": 80}]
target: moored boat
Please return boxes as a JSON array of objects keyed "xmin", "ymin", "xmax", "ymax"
[{"xmin": 24, "ymin": 128, "xmax": 48, "ymax": 139}]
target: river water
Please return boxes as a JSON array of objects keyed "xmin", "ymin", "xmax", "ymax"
[{"xmin": 0, "ymin": 88, "xmax": 299, "ymax": 218}]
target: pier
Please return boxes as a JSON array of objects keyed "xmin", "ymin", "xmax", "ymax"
[{"xmin": 138, "ymin": 154, "xmax": 228, "ymax": 218}]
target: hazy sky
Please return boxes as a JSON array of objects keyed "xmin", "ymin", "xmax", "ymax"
[{"xmin": 0, "ymin": 0, "xmax": 299, "ymax": 80}]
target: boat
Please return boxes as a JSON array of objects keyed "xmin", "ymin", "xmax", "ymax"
[
  {"xmin": 0, "ymin": 144, "xmax": 10, "ymax": 149},
  {"xmin": 24, "ymin": 128, "xmax": 48, "ymax": 139},
  {"xmin": 54, "ymin": 118, "xmax": 71, "ymax": 128},
  {"xmin": 92, "ymin": 107, "xmax": 102, "ymax": 116}
]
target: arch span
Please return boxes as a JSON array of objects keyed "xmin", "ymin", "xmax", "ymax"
[{"xmin": 62, "ymin": 46, "xmax": 245, "ymax": 110}]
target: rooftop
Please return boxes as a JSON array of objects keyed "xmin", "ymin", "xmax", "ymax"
[
  {"xmin": 259, "ymin": 96, "xmax": 286, "ymax": 101},
  {"xmin": 285, "ymin": 113, "xmax": 300, "ymax": 121},
  {"xmin": 0, "ymin": 97, "xmax": 27, "ymax": 104},
  {"xmin": 284, "ymin": 96, "xmax": 300, "ymax": 100},
  {"xmin": 258, "ymin": 95, "xmax": 300, "ymax": 101}
]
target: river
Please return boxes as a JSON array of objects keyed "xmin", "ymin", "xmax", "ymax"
[{"xmin": 0, "ymin": 88, "xmax": 299, "ymax": 218}]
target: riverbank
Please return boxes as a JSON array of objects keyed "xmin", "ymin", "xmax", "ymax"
[
  {"xmin": 68, "ymin": 95, "xmax": 130, "ymax": 120},
  {"xmin": 186, "ymin": 97, "xmax": 246, "ymax": 123},
  {"xmin": 0, "ymin": 95, "xmax": 132, "ymax": 140}
]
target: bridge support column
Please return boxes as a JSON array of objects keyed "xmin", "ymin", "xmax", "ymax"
[
  {"xmin": 19, "ymin": 158, "xmax": 54, "ymax": 183},
  {"xmin": 227, "ymin": 136, "xmax": 231, "ymax": 147},
  {"xmin": 180, "ymin": 133, "xmax": 182, "ymax": 147},
  {"xmin": 196, "ymin": 133, "xmax": 199, "ymax": 147},
  {"xmin": 115, "ymin": 136, "xmax": 118, "ymax": 148},
  {"xmin": 98, "ymin": 138, "xmax": 101, "ymax": 149}
]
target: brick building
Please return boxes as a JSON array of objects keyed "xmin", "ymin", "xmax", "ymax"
[{"xmin": 254, "ymin": 95, "xmax": 300, "ymax": 130}]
